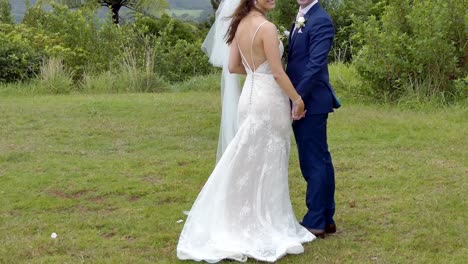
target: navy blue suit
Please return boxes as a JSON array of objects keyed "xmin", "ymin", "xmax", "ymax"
[{"xmin": 286, "ymin": 3, "xmax": 340, "ymax": 230}]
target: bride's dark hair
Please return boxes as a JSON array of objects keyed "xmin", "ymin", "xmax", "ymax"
[{"xmin": 225, "ymin": 0, "xmax": 265, "ymax": 45}]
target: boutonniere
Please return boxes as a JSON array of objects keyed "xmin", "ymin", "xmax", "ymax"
[{"xmin": 296, "ymin": 17, "xmax": 307, "ymax": 33}]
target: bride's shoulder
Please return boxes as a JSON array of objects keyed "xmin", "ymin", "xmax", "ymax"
[
  {"xmin": 258, "ymin": 21, "xmax": 278, "ymax": 37},
  {"xmin": 260, "ymin": 20, "xmax": 276, "ymax": 30}
]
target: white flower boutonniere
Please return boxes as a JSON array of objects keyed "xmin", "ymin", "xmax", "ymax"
[{"xmin": 296, "ymin": 17, "xmax": 307, "ymax": 33}]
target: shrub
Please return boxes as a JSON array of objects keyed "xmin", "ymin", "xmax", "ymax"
[
  {"xmin": 118, "ymin": 47, "xmax": 169, "ymax": 93},
  {"xmin": 81, "ymin": 70, "xmax": 169, "ymax": 94},
  {"xmin": 1, "ymin": 2, "xmax": 213, "ymax": 90},
  {"xmin": 132, "ymin": 15, "xmax": 214, "ymax": 83},
  {"xmin": 0, "ymin": 25, "xmax": 42, "ymax": 83},
  {"xmin": 154, "ymin": 32, "xmax": 214, "ymax": 83},
  {"xmin": 81, "ymin": 39, "xmax": 169, "ymax": 94},
  {"xmin": 22, "ymin": 2, "xmax": 134, "ymax": 77},
  {"xmin": 134, "ymin": 13, "xmax": 200, "ymax": 44},
  {"xmin": 0, "ymin": 0, "xmax": 12, "ymax": 23},
  {"xmin": 81, "ymin": 71, "xmax": 117, "ymax": 93},
  {"xmin": 352, "ymin": 0, "xmax": 466, "ymax": 102},
  {"xmin": 37, "ymin": 57, "xmax": 74, "ymax": 94},
  {"xmin": 328, "ymin": 0, "xmax": 387, "ymax": 62},
  {"xmin": 329, "ymin": 63, "xmax": 370, "ymax": 103},
  {"xmin": 171, "ymin": 72, "xmax": 221, "ymax": 92},
  {"xmin": 269, "ymin": 1, "xmax": 296, "ymax": 28}
]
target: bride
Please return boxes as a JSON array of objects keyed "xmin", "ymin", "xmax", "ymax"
[{"xmin": 177, "ymin": 0, "xmax": 315, "ymax": 262}]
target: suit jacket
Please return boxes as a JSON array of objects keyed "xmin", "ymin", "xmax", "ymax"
[{"xmin": 286, "ymin": 3, "xmax": 341, "ymax": 114}]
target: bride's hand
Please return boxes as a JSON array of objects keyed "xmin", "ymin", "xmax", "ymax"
[{"xmin": 292, "ymin": 99, "xmax": 306, "ymax": 120}]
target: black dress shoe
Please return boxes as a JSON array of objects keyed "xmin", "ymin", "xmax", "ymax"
[
  {"xmin": 299, "ymin": 222, "xmax": 326, "ymax": 238},
  {"xmin": 325, "ymin": 224, "xmax": 336, "ymax": 234},
  {"xmin": 306, "ymin": 228, "xmax": 326, "ymax": 238}
]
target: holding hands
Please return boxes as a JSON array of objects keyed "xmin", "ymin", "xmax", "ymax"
[{"xmin": 292, "ymin": 97, "xmax": 306, "ymax": 120}]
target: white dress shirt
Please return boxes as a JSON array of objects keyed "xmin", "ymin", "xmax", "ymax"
[
  {"xmin": 293, "ymin": 0, "xmax": 319, "ymax": 35},
  {"xmin": 299, "ymin": 0, "xmax": 319, "ymax": 17}
]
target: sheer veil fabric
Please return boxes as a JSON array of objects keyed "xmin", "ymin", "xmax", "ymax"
[{"xmin": 202, "ymin": 0, "xmax": 242, "ymax": 161}]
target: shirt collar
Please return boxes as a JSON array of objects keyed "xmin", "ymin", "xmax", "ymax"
[{"xmin": 299, "ymin": 0, "xmax": 318, "ymax": 15}]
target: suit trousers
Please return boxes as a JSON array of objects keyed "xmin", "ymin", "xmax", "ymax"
[{"xmin": 292, "ymin": 113, "xmax": 335, "ymax": 230}]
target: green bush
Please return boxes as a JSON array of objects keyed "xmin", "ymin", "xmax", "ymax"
[
  {"xmin": 118, "ymin": 47, "xmax": 170, "ymax": 93},
  {"xmin": 134, "ymin": 14, "xmax": 200, "ymax": 43},
  {"xmin": 81, "ymin": 70, "xmax": 169, "ymax": 94},
  {"xmin": 81, "ymin": 45, "xmax": 169, "ymax": 94},
  {"xmin": 157, "ymin": 38, "xmax": 213, "ymax": 83},
  {"xmin": 171, "ymin": 72, "xmax": 221, "ymax": 92},
  {"xmin": 352, "ymin": 0, "xmax": 466, "ymax": 102},
  {"xmin": 0, "ymin": 0, "xmax": 12, "ymax": 23},
  {"xmin": 269, "ymin": 1, "xmax": 296, "ymax": 28},
  {"xmin": 0, "ymin": 25, "xmax": 42, "ymax": 83},
  {"xmin": 0, "ymin": 2, "xmax": 215, "ymax": 91},
  {"xmin": 453, "ymin": 76, "xmax": 468, "ymax": 100},
  {"xmin": 81, "ymin": 71, "xmax": 117, "ymax": 93},
  {"xmin": 133, "ymin": 14, "xmax": 214, "ymax": 83},
  {"xmin": 22, "ymin": 2, "xmax": 134, "ymax": 77},
  {"xmin": 327, "ymin": 0, "xmax": 387, "ymax": 62},
  {"xmin": 36, "ymin": 57, "xmax": 74, "ymax": 94},
  {"xmin": 329, "ymin": 63, "xmax": 370, "ymax": 103}
]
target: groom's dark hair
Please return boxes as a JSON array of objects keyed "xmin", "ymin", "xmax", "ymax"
[{"xmin": 225, "ymin": 0, "xmax": 265, "ymax": 44}]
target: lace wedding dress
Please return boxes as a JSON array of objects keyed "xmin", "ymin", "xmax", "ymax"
[{"xmin": 177, "ymin": 22, "xmax": 315, "ymax": 263}]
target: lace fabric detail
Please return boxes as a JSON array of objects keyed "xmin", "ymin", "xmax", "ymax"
[{"xmin": 177, "ymin": 27, "xmax": 314, "ymax": 263}]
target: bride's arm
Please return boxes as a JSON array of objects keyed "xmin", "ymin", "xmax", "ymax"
[
  {"xmin": 228, "ymin": 38, "xmax": 247, "ymax": 75},
  {"xmin": 261, "ymin": 23, "xmax": 305, "ymax": 117}
]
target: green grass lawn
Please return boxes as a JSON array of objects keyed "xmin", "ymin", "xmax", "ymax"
[{"xmin": 0, "ymin": 92, "xmax": 466, "ymax": 263}]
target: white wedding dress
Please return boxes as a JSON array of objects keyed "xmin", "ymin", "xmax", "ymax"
[{"xmin": 177, "ymin": 22, "xmax": 315, "ymax": 263}]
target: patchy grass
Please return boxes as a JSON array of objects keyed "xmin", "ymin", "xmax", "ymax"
[{"xmin": 0, "ymin": 92, "xmax": 466, "ymax": 263}]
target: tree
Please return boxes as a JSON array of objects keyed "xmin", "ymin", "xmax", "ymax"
[
  {"xmin": 0, "ymin": 0, "xmax": 12, "ymax": 23},
  {"xmin": 56, "ymin": 0, "xmax": 167, "ymax": 24},
  {"xmin": 210, "ymin": 0, "xmax": 221, "ymax": 10},
  {"xmin": 269, "ymin": 0, "xmax": 296, "ymax": 28}
]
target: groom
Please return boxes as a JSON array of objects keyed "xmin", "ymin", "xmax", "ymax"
[{"xmin": 286, "ymin": 0, "xmax": 341, "ymax": 238}]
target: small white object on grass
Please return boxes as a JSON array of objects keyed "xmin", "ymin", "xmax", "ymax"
[
  {"xmin": 176, "ymin": 219, "xmax": 184, "ymax": 224},
  {"xmin": 51, "ymin": 232, "xmax": 58, "ymax": 239}
]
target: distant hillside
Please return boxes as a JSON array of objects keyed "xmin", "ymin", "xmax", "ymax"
[
  {"xmin": 168, "ymin": 0, "xmax": 212, "ymax": 11},
  {"xmin": 9, "ymin": 0, "xmax": 214, "ymax": 23},
  {"xmin": 167, "ymin": 0, "xmax": 213, "ymax": 22}
]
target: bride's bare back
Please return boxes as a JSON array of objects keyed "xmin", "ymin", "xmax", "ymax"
[
  {"xmin": 228, "ymin": 14, "xmax": 284, "ymax": 75},
  {"xmin": 235, "ymin": 16, "xmax": 273, "ymax": 71},
  {"xmin": 228, "ymin": 12, "xmax": 305, "ymax": 120}
]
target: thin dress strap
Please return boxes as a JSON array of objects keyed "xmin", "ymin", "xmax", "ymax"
[
  {"xmin": 250, "ymin": 20, "xmax": 269, "ymax": 72},
  {"xmin": 236, "ymin": 20, "xmax": 269, "ymax": 73},
  {"xmin": 237, "ymin": 42, "xmax": 251, "ymax": 72}
]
